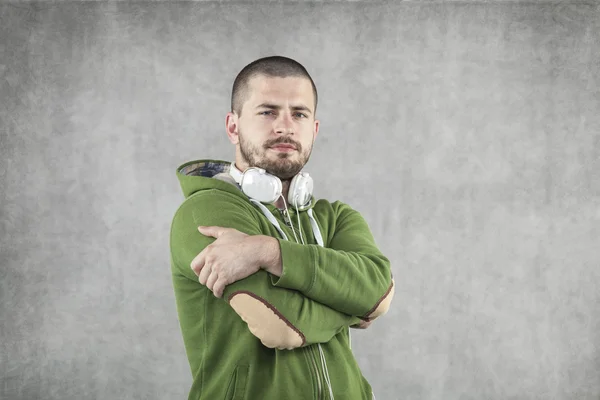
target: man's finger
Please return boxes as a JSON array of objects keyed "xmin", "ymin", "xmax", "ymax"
[
  {"xmin": 359, "ymin": 319, "xmax": 373, "ymax": 329},
  {"xmin": 198, "ymin": 226, "xmax": 227, "ymax": 238},
  {"xmin": 190, "ymin": 249, "xmax": 206, "ymax": 276},
  {"xmin": 213, "ymin": 279, "xmax": 226, "ymax": 299},
  {"xmin": 198, "ymin": 263, "xmax": 212, "ymax": 285},
  {"xmin": 206, "ymin": 269, "xmax": 219, "ymax": 292},
  {"xmin": 350, "ymin": 318, "xmax": 373, "ymax": 329}
]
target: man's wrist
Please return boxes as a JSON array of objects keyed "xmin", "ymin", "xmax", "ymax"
[{"xmin": 258, "ymin": 236, "xmax": 282, "ymax": 277}]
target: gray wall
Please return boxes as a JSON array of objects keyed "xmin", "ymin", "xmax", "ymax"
[{"xmin": 1, "ymin": 1, "xmax": 599, "ymax": 399}]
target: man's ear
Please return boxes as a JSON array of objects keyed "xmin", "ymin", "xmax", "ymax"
[
  {"xmin": 313, "ymin": 119, "xmax": 320, "ymax": 141},
  {"xmin": 226, "ymin": 112, "xmax": 239, "ymax": 144}
]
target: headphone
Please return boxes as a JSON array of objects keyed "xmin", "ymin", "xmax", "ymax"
[{"xmin": 229, "ymin": 162, "xmax": 314, "ymax": 209}]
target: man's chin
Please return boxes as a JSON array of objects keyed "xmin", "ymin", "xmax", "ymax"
[
  {"xmin": 255, "ymin": 154, "xmax": 303, "ymax": 176},
  {"xmin": 263, "ymin": 164, "xmax": 303, "ymax": 180}
]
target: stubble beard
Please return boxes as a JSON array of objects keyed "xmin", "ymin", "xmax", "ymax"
[{"xmin": 238, "ymin": 129, "xmax": 312, "ymax": 180}]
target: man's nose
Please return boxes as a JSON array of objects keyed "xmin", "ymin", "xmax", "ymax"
[{"xmin": 274, "ymin": 113, "xmax": 294, "ymax": 135}]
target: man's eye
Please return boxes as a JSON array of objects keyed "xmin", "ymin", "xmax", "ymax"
[
  {"xmin": 260, "ymin": 111, "xmax": 274, "ymax": 115},
  {"xmin": 295, "ymin": 113, "xmax": 307, "ymax": 118}
]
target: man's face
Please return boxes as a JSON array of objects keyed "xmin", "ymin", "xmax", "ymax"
[{"xmin": 227, "ymin": 75, "xmax": 319, "ymax": 180}]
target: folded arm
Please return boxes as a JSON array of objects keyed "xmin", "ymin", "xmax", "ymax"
[
  {"xmin": 170, "ymin": 192, "xmax": 361, "ymax": 350},
  {"xmin": 270, "ymin": 201, "xmax": 395, "ymax": 321}
]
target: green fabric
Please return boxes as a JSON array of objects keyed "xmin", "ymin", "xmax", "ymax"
[{"xmin": 170, "ymin": 159, "xmax": 393, "ymax": 400}]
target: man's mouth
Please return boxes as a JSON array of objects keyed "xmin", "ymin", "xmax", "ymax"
[{"xmin": 270, "ymin": 144, "xmax": 297, "ymax": 152}]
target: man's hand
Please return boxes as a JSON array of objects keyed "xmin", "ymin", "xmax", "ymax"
[
  {"xmin": 191, "ymin": 226, "xmax": 260, "ymax": 298},
  {"xmin": 190, "ymin": 226, "xmax": 281, "ymax": 298},
  {"xmin": 350, "ymin": 318, "xmax": 373, "ymax": 329}
]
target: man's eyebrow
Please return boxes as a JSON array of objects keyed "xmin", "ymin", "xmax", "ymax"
[{"xmin": 256, "ymin": 103, "xmax": 312, "ymax": 114}]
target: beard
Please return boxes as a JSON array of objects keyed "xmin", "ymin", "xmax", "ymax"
[{"xmin": 238, "ymin": 129, "xmax": 313, "ymax": 180}]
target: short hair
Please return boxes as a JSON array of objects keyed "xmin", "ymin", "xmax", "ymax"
[{"xmin": 231, "ymin": 56, "xmax": 318, "ymax": 117}]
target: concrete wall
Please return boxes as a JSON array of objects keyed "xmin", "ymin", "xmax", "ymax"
[{"xmin": 1, "ymin": 1, "xmax": 599, "ymax": 399}]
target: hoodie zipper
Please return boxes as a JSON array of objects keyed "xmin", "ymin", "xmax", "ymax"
[
  {"xmin": 279, "ymin": 209, "xmax": 323, "ymax": 399},
  {"xmin": 280, "ymin": 208, "xmax": 307, "ymax": 242},
  {"xmin": 279, "ymin": 209, "xmax": 323, "ymax": 400},
  {"xmin": 279, "ymin": 208, "xmax": 292, "ymax": 227}
]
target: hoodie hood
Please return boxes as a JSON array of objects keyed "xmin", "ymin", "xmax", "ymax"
[{"xmin": 175, "ymin": 159, "xmax": 317, "ymax": 211}]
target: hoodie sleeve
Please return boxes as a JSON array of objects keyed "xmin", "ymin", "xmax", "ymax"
[
  {"xmin": 271, "ymin": 202, "xmax": 395, "ymax": 321},
  {"xmin": 170, "ymin": 190, "xmax": 360, "ymax": 350}
]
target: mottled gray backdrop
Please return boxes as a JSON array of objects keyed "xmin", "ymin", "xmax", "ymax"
[{"xmin": 1, "ymin": 1, "xmax": 599, "ymax": 399}]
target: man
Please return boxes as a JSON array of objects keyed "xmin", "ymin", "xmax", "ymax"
[{"xmin": 170, "ymin": 56, "xmax": 395, "ymax": 400}]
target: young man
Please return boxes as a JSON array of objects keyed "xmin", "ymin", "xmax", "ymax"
[{"xmin": 170, "ymin": 56, "xmax": 395, "ymax": 400}]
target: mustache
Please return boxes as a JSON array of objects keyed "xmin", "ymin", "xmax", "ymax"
[{"xmin": 264, "ymin": 139, "xmax": 301, "ymax": 150}]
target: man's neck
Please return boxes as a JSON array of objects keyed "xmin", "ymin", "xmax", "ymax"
[{"xmin": 275, "ymin": 180, "xmax": 291, "ymax": 210}]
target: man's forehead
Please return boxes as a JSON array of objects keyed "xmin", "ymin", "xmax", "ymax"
[
  {"xmin": 249, "ymin": 75, "xmax": 312, "ymax": 95},
  {"xmin": 247, "ymin": 75, "xmax": 314, "ymax": 107}
]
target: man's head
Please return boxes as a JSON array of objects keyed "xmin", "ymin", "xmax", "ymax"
[{"xmin": 225, "ymin": 56, "xmax": 320, "ymax": 180}]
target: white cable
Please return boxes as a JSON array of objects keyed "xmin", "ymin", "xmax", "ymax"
[
  {"xmin": 307, "ymin": 209, "xmax": 324, "ymax": 247},
  {"xmin": 349, "ymin": 327, "xmax": 352, "ymax": 350},
  {"xmin": 318, "ymin": 344, "xmax": 335, "ymax": 400},
  {"xmin": 281, "ymin": 194, "xmax": 301, "ymax": 244},
  {"xmin": 249, "ymin": 199, "xmax": 289, "ymax": 241},
  {"xmin": 294, "ymin": 194, "xmax": 306, "ymax": 245}
]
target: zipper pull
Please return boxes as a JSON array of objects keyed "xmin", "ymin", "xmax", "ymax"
[
  {"xmin": 280, "ymin": 209, "xmax": 292, "ymax": 227},
  {"xmin": 284, "ymin": 210, "xmax": 292, "ymax": 227}
]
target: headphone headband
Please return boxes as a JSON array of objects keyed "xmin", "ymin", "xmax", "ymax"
[{"xmin": 228, "ymin": 162, "xmax": 244, "ymax": 185}]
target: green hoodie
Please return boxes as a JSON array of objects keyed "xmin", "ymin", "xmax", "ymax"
[{"xmin": 170, "ymin": 159, "xmax": 395, "ymax": 400}]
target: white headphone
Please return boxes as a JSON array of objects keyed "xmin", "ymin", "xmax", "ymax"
[{"xmin": 229, "ymin": 162, "xmax": 314, "ymax": 209}]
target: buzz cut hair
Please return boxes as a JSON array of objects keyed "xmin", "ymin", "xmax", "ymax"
[{"xmin": 231, "ymin": 55, "xmax": 318, "ymax": 118}]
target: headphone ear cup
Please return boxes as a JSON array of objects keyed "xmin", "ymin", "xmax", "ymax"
[
  {"xmin": 288, "ymin": 172, "xmax": 313, "ymax": 207},
  {"xmin": 241, "ymin": 168, "xmax": 282, "ymax": 204}
]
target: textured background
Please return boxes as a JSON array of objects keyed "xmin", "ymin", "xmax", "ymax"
[{"xmin": 1, "ymin": 1, "xmax": 599, "ymax": 400}]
